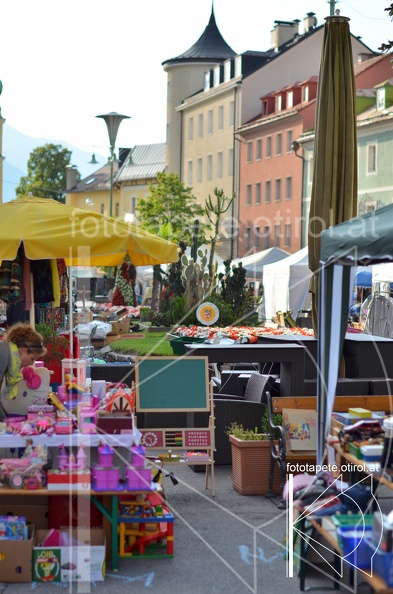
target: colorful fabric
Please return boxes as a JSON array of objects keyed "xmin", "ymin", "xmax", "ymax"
[
  {"xmin": 50, "ymin": 259, "xmax": 61, "ymax": 308},
  {"xmin": 1, "ymin": 343, "xmax": 23, "ymax": 400}
]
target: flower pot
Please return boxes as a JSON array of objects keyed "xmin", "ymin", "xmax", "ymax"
[{"xmin": 229, "ymin": 435, "xmax": 281, "ymax": 496}]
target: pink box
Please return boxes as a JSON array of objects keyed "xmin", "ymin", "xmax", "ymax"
[
  {"xmin": 126, "ymin": 468, "xmax": 152, "ymax": 490},
  {"xmin": 93, "ymin": 467, "xmax": 120, "ymax": 491}
]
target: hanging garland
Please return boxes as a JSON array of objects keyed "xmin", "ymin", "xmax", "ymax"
[{"xmin": 112, "ymin": 262, "xmax": 134, "ymax": 306}]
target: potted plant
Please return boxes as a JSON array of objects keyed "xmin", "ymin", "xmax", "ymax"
[
  {"xmin": 35, "ymin": 323, "xmax": 70, "ymax": 384},
  {"xmin": 226, "ymin": 412, "xmax": 282, "ymax": 496}
]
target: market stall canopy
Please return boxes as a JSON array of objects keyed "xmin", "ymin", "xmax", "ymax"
[
  {"xmin": 317, "ymin": 203, "xmax": 393, "ymax": 465},
  {"xmin": 0, "ymin": 196, "xmax": 179, "ymax": 267},
  {"xmin": 216, "ymin": 247, "xmax": 289, "ymax": 279},
  {"xmin": 263, "ymin": 247, "xmax": 311, "ymax": 321}
]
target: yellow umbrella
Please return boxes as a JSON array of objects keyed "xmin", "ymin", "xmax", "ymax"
[
  {"xmin": 308, "ymin": 12, "xmax": 358, "ymax": 335},
  {"xmin": 0, "ymin": 195, "xmax": 179, "ymax": 266}
]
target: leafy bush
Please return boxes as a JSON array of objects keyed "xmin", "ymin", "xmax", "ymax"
[{"xmin": 225, "ymin": 422, "xmax": 268, "ymax": 441}]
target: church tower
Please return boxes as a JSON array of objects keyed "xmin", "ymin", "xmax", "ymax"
[{"xmin": 162, "ymin": 5, "xmax": 235, "ymax": 176}]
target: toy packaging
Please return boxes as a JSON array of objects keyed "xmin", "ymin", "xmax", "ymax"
[{"xmin": 0, "ymin": 516, "xmax": 27, "ymax": 540}]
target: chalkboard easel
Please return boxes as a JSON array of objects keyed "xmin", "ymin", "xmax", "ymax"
[
  {"xmin": 134, "ymin": 356, "xmax": 215, "ymax": 495},
  {"xmin": 135, "ymin": 356, "xmax": 210, "ymax": 412}
]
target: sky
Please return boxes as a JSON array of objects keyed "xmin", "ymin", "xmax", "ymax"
[{"xmin": 1, "ymin": 0, "xmax": 392, "ymax": 159}]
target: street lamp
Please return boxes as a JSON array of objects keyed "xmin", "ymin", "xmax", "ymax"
[{"xmin": 96, "ymin": 111, "xmax": 131, "ymax": 217}]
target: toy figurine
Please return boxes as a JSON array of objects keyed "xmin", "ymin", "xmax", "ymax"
[
  {"xmin": 23, "ymin": 438, "xmax": 34, "ymax": 458},
  {"xmin": 64, "ymin": 373, "xmax": 87, "ymax": 395}
]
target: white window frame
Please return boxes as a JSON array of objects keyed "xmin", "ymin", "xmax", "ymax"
[
  {"xmin": 266, "ymin": 136, "xmax": 272, "ymax": 158},
  {"xmin": 247, "ymin": 141, "xmax": 253, "ymax": 163},
  {"xmin": 276, "ymin": 133, "xmax": 282, "ymax": 156},
  {"xmin": 285, "ymin": 176, "xmax": 292, "ymax": 200},
  {"xmin": 218, "ymin": 105, "xmax": 224, "ymax": 131},
  {"xmin": 197, "ymin": 157, "xmax": 203, "ymax": 183},
  {"xmin": 208, "ymin": 110, "xmax": 213, "ymax": 135},
  {"xmin": 187, "ymin": 160, "xmax": 193, "ymax": 185},
  {"xmin": 198, "ymin": 114, "xmax": 203, "ymax": 138},
  {"xmin": 286, "ymin": 130, "xmax": 293, "ymax": 153},
  {"xmin": 246, "ymin": 184, "xmax": 252, "ymax": 206},
  {"xmin": 256, "ymin": 139, "xmax": 262, "ymax": 161},
  {"xmin": 265, "ymin": 180, "xmax": 271, "ymax": 203},
  {"xmin": 188, "ymin": 117, "xmax": 194, "ymax": 141},
  {"xmin": 255, "ymin": 182, "xmax": 261, "ymax": 205},
  {"xmin": 367, "ymin": 143, "xmax": 377, "ymax": 174},
  {"xmin": 275, "ymin": 178, "xmax": 281, "ymax": 202},
  {"xmin": 287, "ymin": 91, "xmax": 293, "ymax": 108}
]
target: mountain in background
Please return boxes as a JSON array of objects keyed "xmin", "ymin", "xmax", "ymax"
[{"xmin": 2, "ymin": 124, "xmax": 107, "ymax": 202}]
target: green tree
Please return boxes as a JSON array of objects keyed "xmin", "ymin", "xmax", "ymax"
[
  {"xmin": 136, "ymin": 172, "xmax": 207, "ymax": 244},
  {"xmin": 379, "ymin": 3, "xmax": 393, "ymax": 51},
  {"xmin": 136, "ymin": 172, "xmax": 209, "ymax": 310},
  {"xmin": 15, "ymin": 143, "xmax": 79, "ymax": 203}
]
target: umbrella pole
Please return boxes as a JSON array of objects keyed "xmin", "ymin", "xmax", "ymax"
[
  {"xmin": 68, "ymin": 266, "xmax": 73, "ymax": 359},
  {"xmin": 29, "ymin": 272, "xmax": 35, "ymax": 327}
]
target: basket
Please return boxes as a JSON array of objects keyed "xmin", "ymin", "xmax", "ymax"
[
  {"xmin": 337, "ymin": 526, "xmax": 373, "ymax": 568},
  {"xmin": 170, "ymin": 337, "xmax": 206, "ymax": 355}
]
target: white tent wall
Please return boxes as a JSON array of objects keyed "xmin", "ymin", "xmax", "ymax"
[{"xmin": 263, "ymin": 247, "xmax": 311, "ymax": 321}]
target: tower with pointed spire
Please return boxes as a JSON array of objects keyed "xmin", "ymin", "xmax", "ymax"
[{"xmin": 162, "ymin": 6, "xmax": 235, "ymax": 176}]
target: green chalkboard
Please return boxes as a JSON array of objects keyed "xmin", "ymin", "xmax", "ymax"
[{"xmin": 135, "ymin": 356, "xmax": 210, "ymax": 412}]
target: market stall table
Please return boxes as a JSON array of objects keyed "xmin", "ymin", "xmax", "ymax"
[
  {"xmin": 185, "ymin": 343, "xmax": 306, "ymax": 397},
  {"xmin": 0, "ymin": 484, "xmax": 163, "ymax": 570}
]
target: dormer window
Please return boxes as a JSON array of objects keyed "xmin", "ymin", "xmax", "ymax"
[
  {"xmin": 224, "ymin": 60, "xmax": 231, "ymax": 82},
  {"xmin": 287, "ymin": 91, "xmax": 293, "ymax": 108},
  {"xmin": 377, "ymin": 88, "xmax": 385, "ymax": 110},
  {"xmin": 204, "ymin": 71, "xmax": 210, "ymax": 91},
  {"xmin": 303, "ymin": 86, "xmax": 309, "ymax": 102},
  {"xmin": 235, "ymin": 56, "xmax": 242, "ymax": 77},
  {"xmin": 214, "ymin": 66, "xmax": 220, "ymax": 87},
  {"xmin": 277, "ymin": 96, "xmax": 282, "ymax": 111}
]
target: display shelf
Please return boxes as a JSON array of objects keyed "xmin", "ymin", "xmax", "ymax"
[{"xmin": 0, "ymin": 433, "xmax": 135, "ymax": 449}]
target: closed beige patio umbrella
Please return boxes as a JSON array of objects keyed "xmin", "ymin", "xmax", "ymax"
[{"xmin": 308, "ymin": 11, "xmax": 358, "ymax": 337}]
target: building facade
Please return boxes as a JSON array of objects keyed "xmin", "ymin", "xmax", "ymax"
[{"xmin": 164, "ymin": 8, "xmax": 374, "ymax": 258}]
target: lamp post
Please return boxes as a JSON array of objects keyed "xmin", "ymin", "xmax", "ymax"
[{"xmin": 96, "ymin": 111, "xmax": 130, "ymax": 217}]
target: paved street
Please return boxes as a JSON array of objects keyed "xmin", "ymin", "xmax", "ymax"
[{"xmin": 2, "ymin": 464, "xmax": 381, "ymax": 594}]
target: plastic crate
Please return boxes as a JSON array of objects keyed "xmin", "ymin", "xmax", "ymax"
[
  {"xmin": 170, "ymin": 337, "xmax": 206, "ymax": 355},
  {"xmin": 337, "ymin": 526, "xmax": 373, "ymax": 568},
  {"xmin": 332, "ymin": 514, "xmax": 374, "ymax": 529},
  {"xmin": 364, "ymin": 538, "xmax": 393, "ymax": 586},
  {"xmin": 348, "ymin": 442, "xmax": 362, "ymax": 459}
]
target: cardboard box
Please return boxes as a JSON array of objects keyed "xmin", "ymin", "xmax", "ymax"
[
  {"xmin": 282, "ymin": 408, "xmax": 317, "ymax": 451},
  {"xmin": 118, "ymin": 318, "xmax": 130, "ymax": 334},
  {"xmin": 75, "ymin": 310, "xmax": 93, "ymax": 325},
  {"xmin": 46, "ymin": 470, "xmax": 91, "ymax": 492},
  {"xmin": 0, "ymin": 525, "xmax": 35, "ymax": 583},
  {"xmin": 105, "ymin": 333, "xmax": 120, "ymax": 344},
  {"xmin": 0, "ymin": 504, "xmax": 48, "ymax": 530},
  {"xmin": 34, "ymin": 528, "xmax": 105, "ymax": 582}
]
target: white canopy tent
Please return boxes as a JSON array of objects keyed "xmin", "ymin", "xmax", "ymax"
[
  {"xmin": 216, "ymin": 247, "xmax": 289, "ymax": 279},
  {"xmin": 262, "ymin": 247, "xmax": 312, "ymax": 321}
]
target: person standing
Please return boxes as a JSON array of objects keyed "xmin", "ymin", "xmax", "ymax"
[{"xmin": 0, "ymin": 323, "xmax": 46, "ymax": 401}]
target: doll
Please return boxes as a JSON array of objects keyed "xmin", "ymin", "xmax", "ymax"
[{"xmin": 23, "ymin": 438, "xmax": 34, "ymax": 458}]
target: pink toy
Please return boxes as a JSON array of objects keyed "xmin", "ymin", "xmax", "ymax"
[
  {"xmin": 98, "ymin": 444, "xmax": 114, "ymax": 467},
  {"xmin": 22, "ymin": 366, "xmax": 42, "ymax": 390},
  {"xmin": 62, "ymin": 445, "xmax": 87, "ymax": 471},
  {"xmin": 0, "ymin": 456, "xmax": 46, "ymax": 489}
]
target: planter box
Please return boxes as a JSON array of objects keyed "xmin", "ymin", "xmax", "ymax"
[{"xmin": 229, "ymin": 435, "xmax": 281, "ymax": 496}]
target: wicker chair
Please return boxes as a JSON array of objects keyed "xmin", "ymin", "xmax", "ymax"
[{"xmin": 213, "ymin": 374, "xmax": 278, "ymax": 465}]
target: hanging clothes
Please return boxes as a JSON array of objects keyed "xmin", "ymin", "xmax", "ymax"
[
  {"xmin": 31, "ymin": 260, "xmax": 54, "ymax": 304},
  {"xmin": 364, "ymin": 294, "xmax": 393, "ymax": 338}
]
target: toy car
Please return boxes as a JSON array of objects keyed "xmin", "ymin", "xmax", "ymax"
[{"xmin": 0, "ymin": 457, "xmax": 47, "ymax": 489}]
